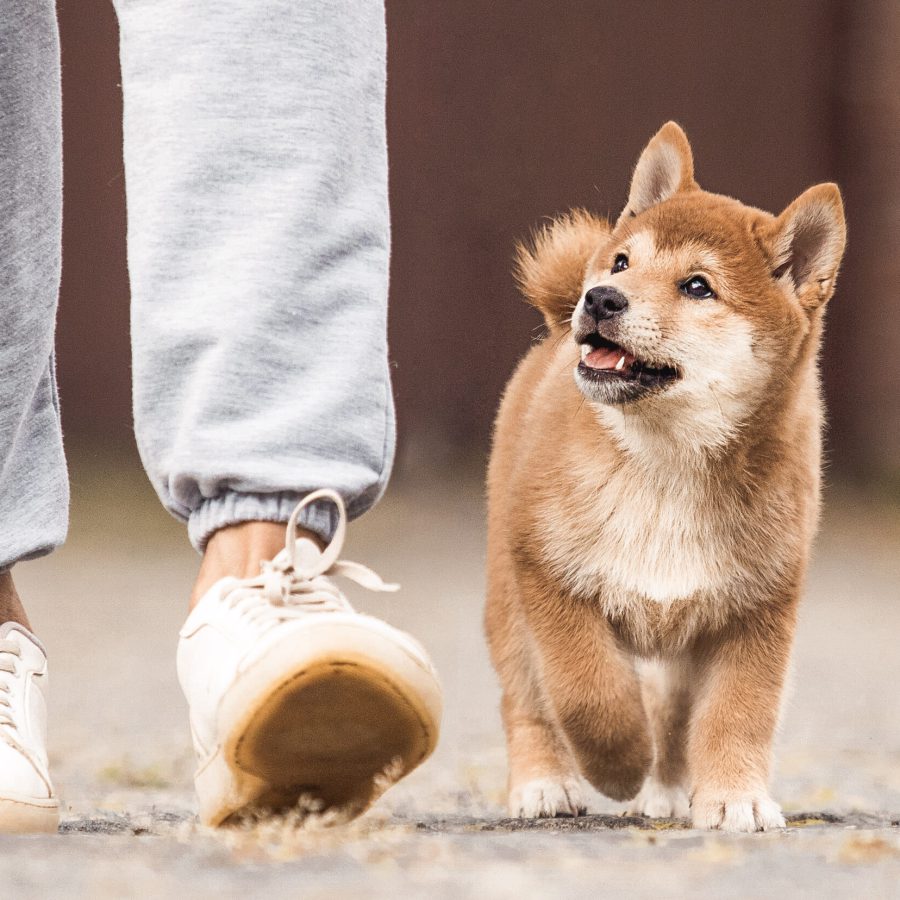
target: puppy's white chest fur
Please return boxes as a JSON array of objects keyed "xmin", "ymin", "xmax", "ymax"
[{"xmin": 542, "ymin": 458, "xmax": 737, "ymax": 607}]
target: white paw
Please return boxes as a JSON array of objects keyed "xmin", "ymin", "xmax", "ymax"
[
  {"xmin": 691, "ymin": 790, "xmax": 786, "ymax": 833},
  {"xmin": 509, "ymin": 777, "xmax": 586, "ymax": 818},
  {"xmin": 625, "ymin": 778, "xmax": 690, "ymax": 819}
]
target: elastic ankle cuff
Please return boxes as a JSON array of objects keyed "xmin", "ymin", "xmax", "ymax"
[{"xmin": 188, "ymin": 491, "xmax": 339, "ymax": 552}]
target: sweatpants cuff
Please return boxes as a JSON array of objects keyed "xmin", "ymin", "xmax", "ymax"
[{"xmin": 188, "ymin": 491, "xmax": 340, "ymax": 553}]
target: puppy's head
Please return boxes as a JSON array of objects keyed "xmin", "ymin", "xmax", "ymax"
[{"xmin": 519, "ymin": 122, "xmax": 846, "ymax": 450}]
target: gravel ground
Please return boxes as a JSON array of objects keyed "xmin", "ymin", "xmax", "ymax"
[{"xmin": 5, "ymin": 450, "xmax": 900, "ymax": 899}]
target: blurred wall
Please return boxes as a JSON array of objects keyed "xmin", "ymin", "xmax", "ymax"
[
  {"xmin": 828, "ymin": 0, "xmax": 900, "ymax": 482},
  {"xmin": 55, "ymin": 1, "xmax": 899, "ymax": 482}
]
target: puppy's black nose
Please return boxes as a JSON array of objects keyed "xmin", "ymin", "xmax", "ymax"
[{"xmin": 584, "ymin": 286, "xmax": 629, "ymax": 320}]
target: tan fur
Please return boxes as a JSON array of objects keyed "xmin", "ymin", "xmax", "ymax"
[
  {"xmin": 485, "ymin": 122, "xmax": 846, "ymax": 832},
  {"xmin": 515, "ymin": 208, "xmax": 611, "ymax": 330}
]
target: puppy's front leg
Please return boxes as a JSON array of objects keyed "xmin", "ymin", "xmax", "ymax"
[
  {"xmin": 688, "ymin": 600, "xmax": 798, "ymax": 832},
  {"xmin": 518, "ymin": 567, "xmax": 652, "ymax": 801},
  {"xmin": 626, "ymin": 658, "xmax": 693, "ymax": 819},
  {"xmin": 486, "ymin": 556, "xmax": 586, "ymax": 817}
]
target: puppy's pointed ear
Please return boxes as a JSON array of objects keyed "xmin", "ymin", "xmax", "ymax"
[
  {"xmin": 761, "ymin": 183, "xmax": 846, "ymax": 309},
  {"xmin": 515, "ymin": 209, "xmax": 611, "ymax": 330},
  {"xmin": 618, "ymin": 121, "xmax": 697, "ymax": 224}
]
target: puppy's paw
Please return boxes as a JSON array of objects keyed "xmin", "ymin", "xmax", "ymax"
[
  {"xmin": 691, "ymin": 789, "xmax": 786, "ymax": 833},
  {"xmin": 625, "ymin": 777, "xmax": 690, "ymax": 819},
  {"xmin": 509, "ymin": 776, "xmax": 586, "ymax": 818}
]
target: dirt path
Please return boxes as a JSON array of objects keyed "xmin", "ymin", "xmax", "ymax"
[{"xmin": 6, "ymin": 453, "xmax": 899, "ymax": 898}]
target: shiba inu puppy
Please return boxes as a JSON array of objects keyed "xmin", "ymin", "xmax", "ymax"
[{"xmin": 485, "ymin": 122, "xmax": 846, "ymax": 832}]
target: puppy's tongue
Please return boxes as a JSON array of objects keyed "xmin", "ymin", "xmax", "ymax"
[{"xmin": 583, "ymin": 345, "xmax": 634, "ymax": 371}]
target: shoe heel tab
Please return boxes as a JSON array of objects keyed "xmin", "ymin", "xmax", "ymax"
[{"xmin": 0, "ymin": 623, "xmax": 47, "ymax": 658}]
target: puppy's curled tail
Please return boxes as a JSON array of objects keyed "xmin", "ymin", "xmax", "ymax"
[{"xmin": 515, "ymin": 209, "xmax": 610, "ymax": 331}]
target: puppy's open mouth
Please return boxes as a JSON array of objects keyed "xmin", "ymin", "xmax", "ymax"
[{"xmin": 577, "ymin": 334, "xmax": 679, "ymax": 388}]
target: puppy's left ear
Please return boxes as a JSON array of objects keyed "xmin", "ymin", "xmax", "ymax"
[
  {"xmin": 761, "ymin": 183, "xmax": 846, "ymax": 309},
  {"xmin": 618, "ymin": 121, "xmax": 697, "ymax": 225}
]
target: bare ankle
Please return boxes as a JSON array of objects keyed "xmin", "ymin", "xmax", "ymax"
[
  {"xmin": 0, "ymin": 571, "xmax": 32, "ymax": 631},
  {"xmin": 190, "ymin": 520, "xmax": 323, "ymax": 609}
]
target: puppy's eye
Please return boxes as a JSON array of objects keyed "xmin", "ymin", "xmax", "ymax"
[
  {"xmin": 611, "ymin": 254, "xmax": 629, "ymax": 274},
  {"xmin": 681, "ymin": 275, "xmax": 715, "ymax": 299}
]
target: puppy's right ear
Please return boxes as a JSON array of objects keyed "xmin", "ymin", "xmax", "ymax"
[
  {"xmin": 515, "ymin": 209, "xmax": 610, "ymax": 330},
  {"xmin": 760, "ymin": 182, "xmax": 846, "ymax": 310},
  {"xmin": 618, "ymin": 121, "xmax": 697, "ymax": 225}
]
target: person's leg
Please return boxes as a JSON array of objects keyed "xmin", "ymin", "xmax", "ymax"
[
  {"xmin": 192, "ymin": 521, "xmax": 293, "ymax": 606},
  {"xmin": 114, "ymin": 0, "xmax": 441, "ymax": 826},
  {"xmin": 115, "ymin": 0, "xmax": 394, "ymax": 585},
  {"xmin": 0, "ymin": 0, "xmax": 66, "ymax": 833},
  {"xmin": 0, "ymin": 0, "xmax": 68, "ymax": 593}
]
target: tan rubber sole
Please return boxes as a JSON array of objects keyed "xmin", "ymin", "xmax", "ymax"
[
  {"xmin": 0, "ymin": 797, "xmax": 59, "ymax": 834},
  {"xmin": 196, "ymin": 621, "xmax": 442, "ymax": 826}
]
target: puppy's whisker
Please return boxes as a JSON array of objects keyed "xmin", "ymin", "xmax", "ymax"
[
  {"xmin": 707, "ymin": 384, "xmax": 728, "ymax": 430},
  {"xmin": 550, "ymin": 331, "xmax": 573, "ymax": 353}
]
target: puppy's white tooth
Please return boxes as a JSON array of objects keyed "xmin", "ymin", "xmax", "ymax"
[
  {"xmin": 615, "ymin": 355, "xmax": 626, "ymax": 371},
  {"xmin": 581, "ymin": 344, "xmax": 590, "ymax": 361}
]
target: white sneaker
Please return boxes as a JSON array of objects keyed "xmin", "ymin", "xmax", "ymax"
[
  {"xmin": 178, "ymin": 489, "xmax": 443, "ymax": 826},
  {"xmin": 0, "ymin": 623, "xmax": 59, "ymax": 833}
]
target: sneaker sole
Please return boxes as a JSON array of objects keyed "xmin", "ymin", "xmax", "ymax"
[
  {"xmin": 196, "ymin": 619, "xmax": 442, "ymax": 826},
  {"xmin": 0, "ymin": 797, "xmax": 59, "ymax": 834}
]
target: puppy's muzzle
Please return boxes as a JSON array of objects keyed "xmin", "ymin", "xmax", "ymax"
[{"xmin": 584, "ymin": 286, "xmax": 628, "ymax": 322}]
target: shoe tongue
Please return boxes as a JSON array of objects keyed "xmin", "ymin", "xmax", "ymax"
[{"xmin": 293, "ymin": 537, "xmax": 324, "ymax": 575}]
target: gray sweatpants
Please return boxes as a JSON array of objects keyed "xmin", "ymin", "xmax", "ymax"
[{"xmin": 0, "ymin": 0, "xmax": 394, "ymax": 569}]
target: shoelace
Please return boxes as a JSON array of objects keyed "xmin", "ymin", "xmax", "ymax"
[
  {"xmin": 0, "ymin": 639, "xmax": 22, "ymax": 729},
  {"xmin": 221, "ymin": 489, "xmax": 398, "ymax": 628}
]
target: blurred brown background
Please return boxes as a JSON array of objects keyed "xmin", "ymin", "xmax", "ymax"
[{"xmin": 56, "ymin": 0, "xmax": 899, "ymax": 484}]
